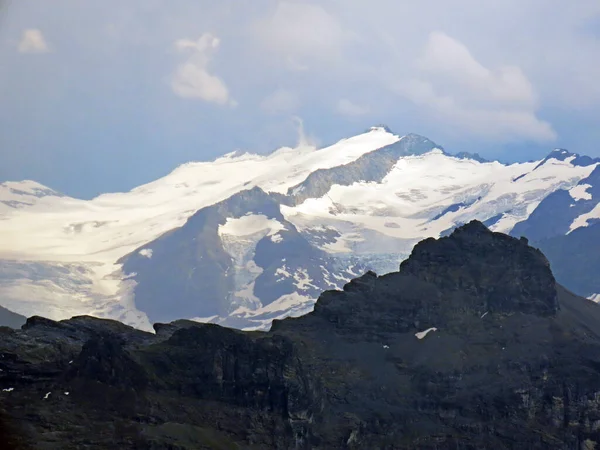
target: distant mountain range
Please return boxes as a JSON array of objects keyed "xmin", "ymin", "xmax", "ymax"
[{"xmin": 0, "ymin": 127, "xmax": 598, "ymax": 329}]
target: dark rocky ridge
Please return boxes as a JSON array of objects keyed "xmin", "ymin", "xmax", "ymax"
[
  {"xmin": 2, "ymin": 222, "xmax": 600, "ymax": 448},
  {"xmin": 400, "ymin": 221, "xmax": 559, "ymax": 316}
]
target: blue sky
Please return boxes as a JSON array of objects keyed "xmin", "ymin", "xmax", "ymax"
[{"xmin": 1, "ymin": 0, "xmax": 600, "ymax": 199}]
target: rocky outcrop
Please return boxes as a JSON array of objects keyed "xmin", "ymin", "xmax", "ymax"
[
  {"xmin": 2, "ymin": 222, "xmax": 600, "ymax": 448},
  {"xmin": 400, "ymin": 220, "xmax": 559, "ymax": 315}
]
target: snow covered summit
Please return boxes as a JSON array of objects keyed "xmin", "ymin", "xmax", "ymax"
[{"xmin": 0, "ymin": 127, "xmax": 598, "ymax": 330}]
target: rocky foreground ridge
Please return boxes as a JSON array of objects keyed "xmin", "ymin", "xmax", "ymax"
[{"xmin": 2, "ymin": 221, "xmax": 600, "ymax": 449}]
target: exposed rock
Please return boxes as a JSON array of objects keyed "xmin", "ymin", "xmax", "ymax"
[
  {"xmin": 400, "ymin": 220, "xmax": 559, "ymax": 316},
  {"xmin": 121, "ymin": 186, "xmax": 364, "ymax": 327},
  {"xmin": 2, "ymin": 222, "xmax": 600, "ymax": 448},
  {"xmin": 453, "ymin": 151, "xmax": 489, "ymax": 163}
]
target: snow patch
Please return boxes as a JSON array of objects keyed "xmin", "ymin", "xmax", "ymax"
[
  {"xmin": 190, "ymin": 315, "xmax": 219, "ymax": 324},
  {"xmin": 221, "ymin": 291, "xmax": 315, "ymax": 331},
  {"xmin": 2, "ymin": 388, "xmax": 14, "ymax": 392},
  {"xmin": 230, "ymin": 281, "xmax": 262, "ymax": 310},
  {"xmin": 415, "ymin": 327, "xmax": 438, "ymax": 340},
  {"xmin": 569, "ymin": 203, "xmax": 600, "ymax": 232},
  {"xmin": 43, "ymin": 392, "xmax": 51, "ymax": 399},
  {"xmin": 218, "ymin": 215, "xmax": 285, "ymax": 238},
  {"xmin": 570, "ymin": 184, "xmax": 593, "ymax": 201},
  {"xmin": 589, "ymin": 294, "xmax": 600, "ymax": 303},
  {"xmin": 275, "ymin": 265, "xmax": 291, "ymax": 279},
  {"xmin": 293, "ymin": 268, "xmax": 318, "ymax": 291}
]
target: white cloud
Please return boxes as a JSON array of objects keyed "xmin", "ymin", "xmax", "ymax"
[
  {"xmin": 397, "ymin": 32, "xmax": 555, "ymax": 142},
  {"xmin": 336, "ymin": 99, "xmax": 369, "ymax": 117},
  {"xmin": 170, "ymin": 33, "xmax": 234, "ymax": 106},
  {"xmin": 255, "ymin": 2, "xmax": 346, "ymax": 68},
  {"xmin": 417, "ymin": 32, "xmax": 536, "ymax": 108},
  {"xmin": 261, "ymin": 89, "xmax": 299, "ymax": 114},
  {"xmin": 18, "ymin": 29, "xmax": 50, "ymax": 54}
]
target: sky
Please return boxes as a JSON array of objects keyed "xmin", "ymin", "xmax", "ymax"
[{"xmin": 1, "ymin": 0, "xmax": 600, "ymax": 199}]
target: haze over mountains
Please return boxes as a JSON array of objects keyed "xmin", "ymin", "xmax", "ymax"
[{"xmin": 0, "ymin": 126, "xmax": 598, "ymax": 330}]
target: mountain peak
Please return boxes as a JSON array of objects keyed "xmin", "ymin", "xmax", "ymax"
[
  {"xmin": 0, "ymin": 180, "xmax": 57, "ymax": 195},
  {"xmin": 453, "ymin": 151, "xmax": 489, "ymax": 163},
  {"xmin": 536, "ymin": 148, "xmax": 600, "ymax": 169},
  {"xmin": 367, "ymin": 124, "xmax": 393, "ymax": 134},
  {"xmin": 399, "ymin": 220, "xmax": 558, "ymax": 316},
  {"xmin": 0, "ymin": 180, "xmax": 64, "ymax": 212}
]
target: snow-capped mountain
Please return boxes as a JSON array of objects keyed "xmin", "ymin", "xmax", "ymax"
[
  {"xmin": 0, "ymin": 127, "xmax": 598, "ymax": 331},
  {"xmin": 0, "ymin": 180, "xmax": 64, "ymax": 213},
  {"xmin": 510, "ymin": 157, "xmax": 600, "ymax": 299}
]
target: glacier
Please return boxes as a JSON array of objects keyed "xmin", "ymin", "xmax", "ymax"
[{"xmin": 0, "ymin": 127, "xmax": 598, "ymax": 330}]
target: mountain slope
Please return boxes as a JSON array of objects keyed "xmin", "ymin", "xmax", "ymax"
[
  {"xmin": 512, "ymin": 162, "xmax": 600, "ymax": 240},
  {"xmin": 0, "ymin": 180, "xmax": 65, "ymax": 214},
  {"xmin": 511, "ymin": 158, "xmax": 600, "ymax": 297},
  {"xmin": 120, "ymin": 186, "xmax": 364, "ymax": 328},
  {"xmin": 3, "ymin": 223, "xmax": 600, "ymax": 448},
  {"xmin": 532, "ymin": 223, "xmax": 600, "ymax": 298},
  {"xmin": 0, "ymin": 128, "xmax": 598, "ymax": 330},
  {"xmin": 0, "ymin": 305, "xmax": 26, "ymax": 329}
]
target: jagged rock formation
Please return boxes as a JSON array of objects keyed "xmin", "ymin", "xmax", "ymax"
[
  {"xmin": 2, "ymin": 222, "xmax": 600, "ymax": 449},
  {"xmin": 400, "ymin": 221, "xmax": 559, "ymax": 316}
]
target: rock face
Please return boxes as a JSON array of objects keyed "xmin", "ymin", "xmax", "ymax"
[
  {"xmin": 400, "ymin": 221, "xmax": 559, "ymax": 316},
  {"xmin": 3, "ymin": 222, "xmax": 600, "ymax": 449}
]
